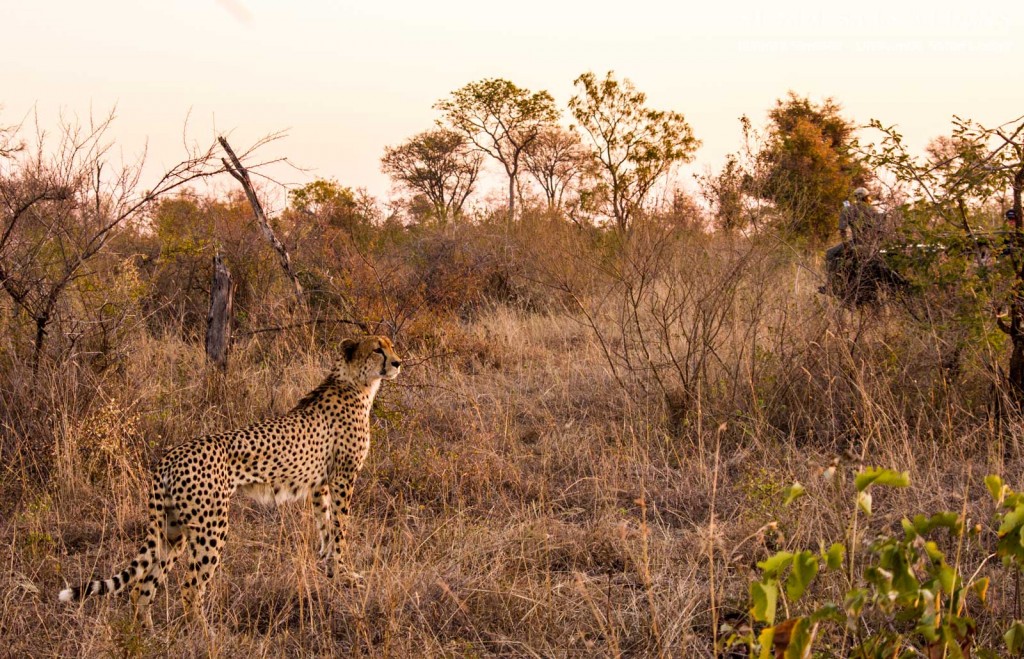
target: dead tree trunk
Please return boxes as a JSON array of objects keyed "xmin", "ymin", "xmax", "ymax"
[
  {"xmin": 205, "ymin": 253, "xmax": 234, "ymax": 371},
  {"xmin": 218, "ymin": 136, "xmax": 304, "ymax": 306},
  {"xmin": 998, "ymin": 163, "xmax": 1024, "ymax": 406},
  {"xmin": 1009, "ymin": 166, "xmax": 1024, "ymax": 402}
]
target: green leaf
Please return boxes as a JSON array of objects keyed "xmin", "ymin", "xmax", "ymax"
[
  {"xmin": 998, "ymin": 504, "xmax": 1024, "ymax": 537},
  {"xmin": 810, "ymin": 603, "xmax": 844, "ymax": 624},
  {"xmin": 824, "ymin": 543, "xmax": 845, "ymax": 571},
  {"xmin": 757, "ymin": 551, "xmax": 794, "ymax": 578},
  {"xmin": 996, "ymin": 505, "xmax": 1024, "ymax": 565},
  {"xmin": 855, "ymin": 467, "xmax": 910, "ymax": 492},
  {"xmin": 877, "ymin": 543, "xmax": 919, "ymax": 597},
  {"xmin": 1006, "ymin": 620, "xmax": 1024, "ymax": 655},
  {"xmin": 906, "ymin": 511, "xmax": 962, "ymax": 538},
  {"xmin": 923, "ymin": 540, "xmax": 946, "ymax": 563},
  {"xmin": 973, "ymin": 577, "xmax": 990, "ymax": 604},
  {"xmin": 783, "ymin": 481, "xmax": 806, "ymax": 506},
  {"xmin": 864, "ymin": 565, "xmax": 892, "ymax": 593},
  {"xmin": 782, "ymin": 617, "xmax": 816, "ymax": 659},
  {"xmin": 856, "ymin": 490, "xmax": 872, "ymax": 515},
  {"xmin": 916, "ymin": 593, "xmax": 940, "ymax": 642},
  {"xmin": 844, "ymin": 588, "xmax": 869, "ymax": 618},
  {"xmin": 757, "ymin": 627, "xmax": 775, "ymax": 659},
  {"xmin": 986, "ymin": 475, "xmax": 1006, "ymax": 503},
  {"xmin": 786, "ymin": 551, "xmax": 819, "ymax": 602},
  {"xmin": 751, "ymin": 579, "xmax": 779, "ymax": 625},
  {"xmin": 937, "ymin": 563, "xmax": 958, "ymax": 594},
  {"xmin": 944, "ymin": 632, "xmax": 967, "ymax": 659}
]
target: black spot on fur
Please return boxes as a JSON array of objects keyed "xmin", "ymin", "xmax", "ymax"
[{"xmin": 292, "ymin": 375, "xmax": 339, "ymax": 412}]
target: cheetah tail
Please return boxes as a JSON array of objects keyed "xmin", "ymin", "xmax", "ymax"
[{"xmin": 59, "ymin": 478, "xmax": 167, "ymax": 603}]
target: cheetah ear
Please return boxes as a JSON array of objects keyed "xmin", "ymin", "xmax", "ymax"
[{"xmin": 341, "ymin": 338, "xmax": 360, "ymax": 363}]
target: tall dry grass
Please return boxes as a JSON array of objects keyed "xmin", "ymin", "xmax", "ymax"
[{"xmin": 1, "ymin": 219, "xmax": 1022, "ymax": 656}]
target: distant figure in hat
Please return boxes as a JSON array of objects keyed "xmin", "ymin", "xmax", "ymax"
[
  {"xmin": 823, "ymin": 187, "xmax": 903, "ymax": 302},
  {"xmin": 826, "ymin": 187, "xmax": 880, "ymax": 274},
  {"xmin": 839, "ymin": 187, "xmax": 880, "ymax": 248}
]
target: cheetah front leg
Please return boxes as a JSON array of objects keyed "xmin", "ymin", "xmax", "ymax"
[
  {"xmin": 327, "ymin": 472, "xmax": 363, "ymax": 586},
  {"xmin": 312, "ymin": 486, "xmax": 332, "ymax": 563}
]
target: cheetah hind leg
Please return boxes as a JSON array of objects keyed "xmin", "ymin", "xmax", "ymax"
[
  {"xmin": 179, "ymin": 505, "xmax": 229, "ymax": 623},
  {"xmin": 130, "ymin": 529, "xmax": 185, "ymax": 629}
]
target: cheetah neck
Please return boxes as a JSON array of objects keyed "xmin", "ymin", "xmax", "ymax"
[
  {"xmin": 292, "ymin": 373, "xmax": 382, "ymax": 415},
  {"xmin": 327, "ymin": 376, "xmax": 382, "ymax": 424},
  {"xmin": 365, "ymin": 378, "xmax": 382, "ymax": 402},
  {"xmin": 335, "ymin": 376, "xmax": 381, "ymax": 399},
  {"xmin": 324, "ymin": 378, "xmax": 379, "ymax": 465}
]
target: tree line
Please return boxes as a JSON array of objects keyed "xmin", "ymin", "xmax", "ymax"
[
  {"xmin": 2, "ymin": 75, "xmax": 1024, "ymax": 392},
  {"xmin": 383, "ymin": 73, "xmax": 871, "ymax": 239},
  {"xmin": 384, "ymin": 71, "xmax": 698, "ymax": 232}
]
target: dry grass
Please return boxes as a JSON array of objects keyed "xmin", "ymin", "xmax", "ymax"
[{"xmin": 2, "ymin": 234, "xmax": 1023, "ymax": 657}]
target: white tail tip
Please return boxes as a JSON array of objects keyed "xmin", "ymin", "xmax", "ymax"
[{"xmin": 58, "ymin": 588, "xmax": 74, "ymax": 602}]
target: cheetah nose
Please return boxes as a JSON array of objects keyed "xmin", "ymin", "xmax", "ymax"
[{"xmin": 391, "ymin": 360, "xmax": 402, "ymax": 368}]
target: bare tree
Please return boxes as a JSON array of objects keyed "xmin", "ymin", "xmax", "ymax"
[
  {"xmin": 521, "ymin": 125, "xmax": 593, "ymax": 211},
  {"xmin": 0, "ymin": 112, "xmax": 268, "ymax": 370},
  {"xmin": 1, "ymin": 114, "xmax": 208, "ymax": 368},
  {"xmin": 0, "ymin": 119, "xmax": 24, "ymax": 159},
  {"xmin": 381, "ymin": 129, "xmax": 482, "ymax": 223}
]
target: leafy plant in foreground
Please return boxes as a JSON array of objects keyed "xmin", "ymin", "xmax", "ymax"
[{"xmin": 730, "ymin": 468, "xmax": 1024, "ymax": 658}]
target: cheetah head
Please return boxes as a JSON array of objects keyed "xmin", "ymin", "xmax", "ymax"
[{"xmin": 338, "ymin": 335, "xmax": 402, "ymax": 385}]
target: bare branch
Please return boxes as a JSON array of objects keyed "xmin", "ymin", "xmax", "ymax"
[{"xmin": 218, "ymin": 135, "xmax": 304, "ymax": 306}]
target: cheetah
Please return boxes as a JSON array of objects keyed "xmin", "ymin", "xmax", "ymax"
[{"xmin": 59, "ymin": 335, "xmax": 401, "ymax": 626}]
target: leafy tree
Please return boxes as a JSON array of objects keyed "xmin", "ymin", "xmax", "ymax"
[
  {"xmin": 701, "ymin": 154, "xmax": 749, "ymax": 234},
  {"xmin": 756, "ymin": 92, "xmax": 867, "ymax": 242},
  {"xmin": 281, "ymin": 179, "xmax": 379, "ymax": 314},
  {"xmin": 521, "ymin": 125, "xmax": 593, "ymax": 211},
  {"xmin": 435, "ymin": 78, "xmax": 559, "ymax": 218},
  {"xmin": 697, "ymin": 117, "xmax": 774, "ymax": 234},
  {"xmin": 866, "ymin": 115, "xmax": 1024, "ymax": 400},
  {"xmin": 569, "ymin": 71, "xmax": 699, "ymax": 232},
  {"xmin": 381, "ymin": 129, "xmax": 482, "ymax": 224},
  {"xmin": 288, "ymin": 178, "xmax": 377, "ymax": 240},
  {"xmin": 145, "ymin": 192, "xmax": 278, "ymax": 335}
]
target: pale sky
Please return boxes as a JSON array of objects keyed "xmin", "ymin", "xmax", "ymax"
[{"xmin": 3, "ymin": 0, "xmax": 1021, "ymax": 207}]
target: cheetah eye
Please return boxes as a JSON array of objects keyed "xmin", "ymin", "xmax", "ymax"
[{"xmin": 373, "ymin": 348, "xmax": 385, "ymax": 355}]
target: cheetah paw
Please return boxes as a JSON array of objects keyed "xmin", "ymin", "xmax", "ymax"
[{"xmin": 338, "ymin": 570, "xmax": 365, "ymax": 588}]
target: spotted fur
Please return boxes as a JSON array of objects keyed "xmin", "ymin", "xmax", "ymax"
[{"xmin": 59, "ymin": 336, "xmax": 401, "ymax": 625}]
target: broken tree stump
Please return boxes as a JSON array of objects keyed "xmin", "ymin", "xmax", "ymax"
[{"xmin": 205, "ymin": 252, "xmax": 234, "ymax": 371}]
